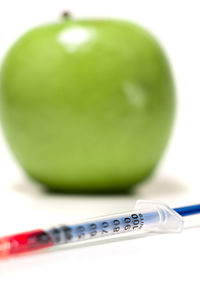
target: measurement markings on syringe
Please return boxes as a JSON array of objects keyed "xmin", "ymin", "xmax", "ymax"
[
  {"xmin": 48, "ymin": 213, "xmax": 145, "ymax": 244},
  {"xmin": 74, "ymin": 213, "xmax": 145, "ymax": 241}
]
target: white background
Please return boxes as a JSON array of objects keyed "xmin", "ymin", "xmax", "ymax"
[{"xmin": 0, "ymin": 1, "xmax": 200, "ymax": 299}]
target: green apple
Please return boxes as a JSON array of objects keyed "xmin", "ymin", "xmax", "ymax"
[{"xmin": 0, "ymin": 17, "xmax": 175, "ymax": 192}]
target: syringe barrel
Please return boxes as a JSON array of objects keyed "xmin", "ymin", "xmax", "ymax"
[
  {"xmin": 47, "ymin": 209, "xmax": 161, "ymax": 245},
  {"xmin": 46, "ymin": 200, "xmax": 184, "ymax": 246}
]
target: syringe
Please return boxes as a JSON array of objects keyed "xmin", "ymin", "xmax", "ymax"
[{"xmin": 0, "ymin": 200, "xmax": 200, "ymax": 259}]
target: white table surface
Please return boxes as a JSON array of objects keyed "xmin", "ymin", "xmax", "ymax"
[{"xmin": 0, "ymin": 1, "xmax": 200, "ymax": 299}]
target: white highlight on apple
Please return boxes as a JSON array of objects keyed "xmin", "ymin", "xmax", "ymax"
[
  {"xmin": 58, "ymin": 27, "xmax": 95, "ymax": 52},
  {"xmin": 123, "ymin": 82, "xmax": 147, "ymax": 108}
]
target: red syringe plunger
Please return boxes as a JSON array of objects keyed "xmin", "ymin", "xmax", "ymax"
[{"xmin": 0, "ymin": 229, "xmax": 54, "ymax": 258}]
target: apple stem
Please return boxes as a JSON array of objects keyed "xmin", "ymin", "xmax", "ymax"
[{"xmin": 62, "ymin": 11, "xmax": 71, "ymax": 19}]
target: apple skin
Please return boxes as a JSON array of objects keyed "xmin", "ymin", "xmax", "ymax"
[{"xmin": 0, "ymin": 18, "xmax": 175, "ymax": 192}]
